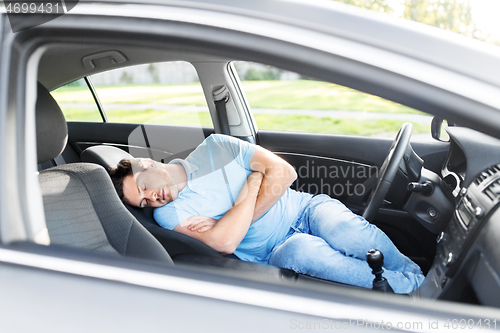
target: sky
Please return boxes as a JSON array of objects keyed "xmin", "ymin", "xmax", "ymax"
[{"xmin": 470, "ymin": 0, "xmax": 500, "ymax": 39}]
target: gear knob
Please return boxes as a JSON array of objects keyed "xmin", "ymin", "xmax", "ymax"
[
  {"xmin": 367, "ymin": 249, "xmax": 384, "ymax": 274},
  {"xmin": 366, "ymin": 249, "xmax": 394, "ymax": 293}
]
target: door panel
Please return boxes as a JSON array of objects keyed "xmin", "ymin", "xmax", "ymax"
[{"xmin": 257, "ymin": 130, "xmax": 449, "ymax": 206}]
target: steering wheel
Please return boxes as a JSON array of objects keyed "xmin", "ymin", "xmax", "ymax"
[{"xmin": 362, "ymin": 123, "xmax": 413, "ymax": 222}]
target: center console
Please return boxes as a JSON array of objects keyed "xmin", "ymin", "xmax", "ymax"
[{"xmin": 418, "ymin": 164, "xmax": 500, "ymax": 300}]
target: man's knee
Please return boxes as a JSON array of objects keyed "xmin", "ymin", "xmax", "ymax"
[
  {"xmin": 269, "ymin": 233, "xmax": 323, "ymax": 267},
  {"xmin": 311, "ymin": 201, "xmax": 368, "ymax": 234}
]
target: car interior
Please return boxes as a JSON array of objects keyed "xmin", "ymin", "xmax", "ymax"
[{"xmin": 27, "ymin": 27, "xmax": 500, "ymax": 309}]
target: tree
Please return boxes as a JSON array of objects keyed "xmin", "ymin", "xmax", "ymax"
[
  {"xmin": 402, "ymin": 0, "xmax": 478, "ymax": 38},
  {"xmin": 333, "ymin": 0, "xmax": 394, "ymax": 14},
  {"xmin": 333, "ymin": 0, "xmax": 481, "ymax": 40},
  {"xmin": 148, "ymin": 64, "xmax": 160, "ymax": 84}
]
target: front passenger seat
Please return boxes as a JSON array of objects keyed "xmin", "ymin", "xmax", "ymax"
[{"xmin": 36, "ymin": 82, "xmax": 173, "ymax": 263}]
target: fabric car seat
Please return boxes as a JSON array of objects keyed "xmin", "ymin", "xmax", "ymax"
[{"xmin": 36, "ymin": 83, "xmax": 173, "ymax": 263}]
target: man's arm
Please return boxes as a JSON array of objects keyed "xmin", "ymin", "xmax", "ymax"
[
  {"xmin": 184, "ymin": 145, "xmax": 297, "ymax": 232},
  {"xmin": 248, "ymin": 146, "xmax": 297, "ymax": 222},
  {"xmin": 173, "ymin": 171, "xmax": 263, "ymax": 255}
]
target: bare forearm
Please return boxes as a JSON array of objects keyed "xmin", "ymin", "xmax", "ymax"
[
  {"xmin": 251, "ymin": 163, "xmax": 297, "ymax": 222},
  {"xmin": 199, "ymin": 171, "xmax": 263, "ymax": 253}
]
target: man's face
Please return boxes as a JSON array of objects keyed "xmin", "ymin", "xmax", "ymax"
[{"xmin": 122, "ymin": 158, "xmax": 178, "ymax": 208}]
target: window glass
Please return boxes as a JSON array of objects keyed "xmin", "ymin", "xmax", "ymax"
[
  {"xmin": 90, "ymin": 61, "xmax": 212, "ymax": 127},
  {"xmin": 51, "ymin": 78, "xmax": 103, "ymax": 122},
  {"xmin": 234, "ymin": 61, "xmax": 432, "ymax": 140}
]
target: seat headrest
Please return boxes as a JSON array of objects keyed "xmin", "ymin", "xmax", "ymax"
[
  {"xmin": 81, "ymin": 145, "xmax": 134, "ymax": 170},
  {"xmin": 36, "ymin": 83, "xmax": 68, "ymax": 164}
]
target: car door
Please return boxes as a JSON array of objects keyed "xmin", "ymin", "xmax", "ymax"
[{"xmin": 4, "ymin": 0, "xmax": 500, "ymax": 330}]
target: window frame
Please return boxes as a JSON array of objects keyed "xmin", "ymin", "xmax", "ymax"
[{"xmin": 84, "ymin": 76, "xmax": 107, "ymax": 122}]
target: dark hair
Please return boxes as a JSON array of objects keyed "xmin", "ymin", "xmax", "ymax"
[{"xmin": 108, "ymin": 158, "xmax": 134, "ymax": 201}]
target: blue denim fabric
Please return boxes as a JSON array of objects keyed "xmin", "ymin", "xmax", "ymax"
[{"xmin": 267, "ymin": 195, "xmax": 424, "ymax": 294}]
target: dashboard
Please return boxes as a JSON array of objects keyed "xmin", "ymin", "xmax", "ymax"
[{"xmin": 417, "ymin": 127, "xmax": 500, "ymax": 307}]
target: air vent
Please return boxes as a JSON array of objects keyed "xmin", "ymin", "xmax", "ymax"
[
  {"xmin": 484, "ymin": 179, "xmax": 500, "ymax": 201},
  {"xmin": 474, "ymin": 164, "xmax": 500, "ymax": 186}
]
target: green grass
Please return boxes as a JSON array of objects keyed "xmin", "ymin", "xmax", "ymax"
[
  {"xmin": 53, "ymin": 80, "xmax": 430, "ymax": 137},
  {"xmin": 62, "ymin": 108, "xmax": 214, "ymax": 127},
  {"xmin": 241, "ymin": 81, "xmax": 423, "ymax": 114},
  {"xmin": 61, "ymin": 108, "xmax": 103, "ymax": 122},
  {"xmin": 253, "ymin": 114, "xmax": 428, "ymax": 136}
]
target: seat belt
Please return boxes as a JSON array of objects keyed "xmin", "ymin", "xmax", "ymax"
[
  {"xmin": 140, "ymin": 124, "xmax": 155, "ymax": 160},
  {"xmin": 53, "ymin": 155, "xmax": 66, "ymax": 166},
  {"xmin": 213, "ymin": 86, "xmax": 231, "ymax": 135}
]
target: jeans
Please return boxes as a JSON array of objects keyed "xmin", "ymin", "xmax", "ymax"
[{"xmin": 267, "ymin": 195, "xmax": 425, "ymax": 294}]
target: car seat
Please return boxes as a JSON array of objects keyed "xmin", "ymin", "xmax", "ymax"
[{"xmin": 36, "ymin": 83, "xmax": 174, "ymax": 263}]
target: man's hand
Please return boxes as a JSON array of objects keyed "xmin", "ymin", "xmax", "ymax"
[
  {"xmin": 247, "ymin": 170, "xmax": 265, "ymax": 185},
  {"xmin": 185, "ymin": 216, "xmax": 218, "ymax": 233}
]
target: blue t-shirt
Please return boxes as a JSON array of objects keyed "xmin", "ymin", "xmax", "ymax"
[{"xmin": 154, "ymin": 134, "xmax": 312, "ymax": 263}]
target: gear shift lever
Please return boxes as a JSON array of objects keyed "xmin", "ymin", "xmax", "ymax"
[{"xmin": 367, "ymin": 249, "xmax": 394, "ymax": 293}]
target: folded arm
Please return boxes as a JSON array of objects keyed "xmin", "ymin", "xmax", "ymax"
[
  {"xmin": 173, "ymin": 145, "xmax": 296, "ymax": 255},
  {"xmin": 248, "ymin": 145, "xmax": 297, "ymax": 222},
  {"xmin": 173, "ymin": 171, "xmax": 263, "ymax": 254}
]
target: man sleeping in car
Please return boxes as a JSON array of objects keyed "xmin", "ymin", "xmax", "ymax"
[{"xmin": 109, "ymin": 133, "xmax": 424, "ymax": 293}]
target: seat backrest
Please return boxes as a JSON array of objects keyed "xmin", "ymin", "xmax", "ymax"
[{"xmin": 36, "ymin": 83, "xmax": 173, "ymax": 264}]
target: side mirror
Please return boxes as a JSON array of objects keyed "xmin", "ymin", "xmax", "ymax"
[{"xmin": 431, "ymin": 117, "xmax": 450, "ymax": 142}]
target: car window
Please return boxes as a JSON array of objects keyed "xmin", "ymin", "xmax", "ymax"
[
  {"xmin": 234, "ymin": 61, "xmax": 433, "ymax": 140},
  {"xmin": 90, "ymin": 61, "xmax": 213, "ymax": 127},
  {"xmin": 51, "ymin": 78, "xmax": 103, "ymax": 122}
]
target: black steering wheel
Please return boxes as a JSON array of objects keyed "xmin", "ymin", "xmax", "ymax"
[{"xmin": 362, "ymin": 123, "xmax": 413, "ymax": 222}]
